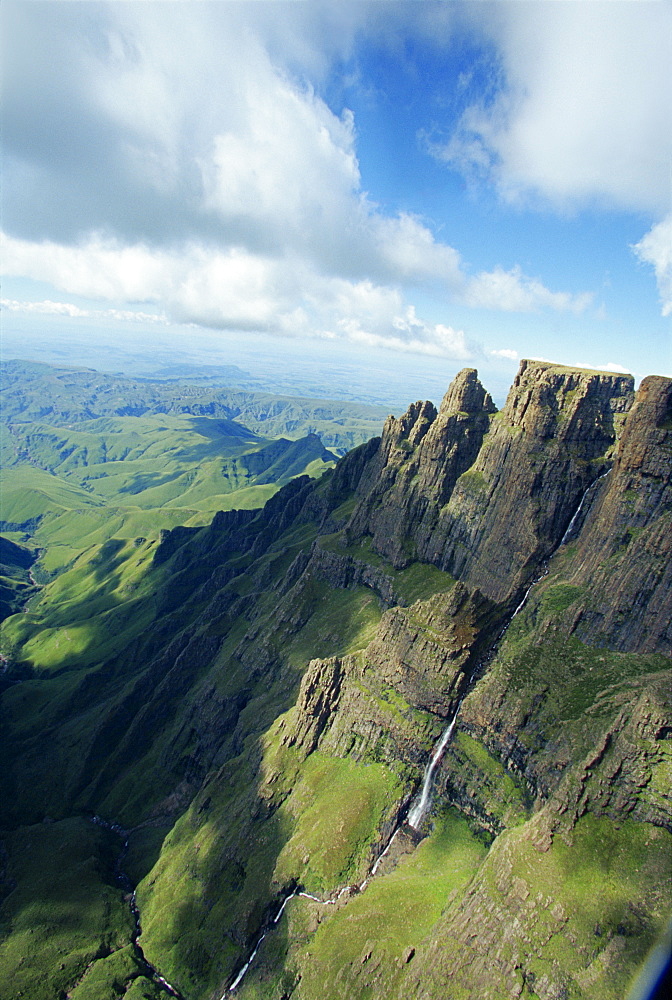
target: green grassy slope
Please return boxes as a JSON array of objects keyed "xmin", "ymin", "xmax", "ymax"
[
  {"xmin": 1, "ymin": 360, "xmax": 387, "ymax": 584},
  {"xmin": 0, "ymin": 818, "xmax": 138, "ymax": 1000},
  {"xmin": 0, "ymin": 535, "xmax": 38, "ymax": 621},
  {"xmin": 0, "ymin": 457, "xmax": 462, "ymax": 999},
  {"xmin": 1, "ymin": 413, "xmax": 337, "ymax": 579},
  {"xmin": 2, "ymin": 459, "xmax": 667, "ymax": 1000}
]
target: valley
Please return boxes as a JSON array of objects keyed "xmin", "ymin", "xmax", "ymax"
[
  {"xmin": 0, "ymin": 359, "xmax": 670, "ymax": 1000},
  {"xmin": 0, "ymin": 360, "xmax": 387, "ymax": 583}
]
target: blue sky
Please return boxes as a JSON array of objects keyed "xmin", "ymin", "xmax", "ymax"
[{"xmin": 1, "ymin": 1, "xmax": 670, "ymax": 401}]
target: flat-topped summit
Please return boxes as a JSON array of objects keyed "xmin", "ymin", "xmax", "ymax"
[{"xmin": 503, "ymin": 358, "xmax": 634, "ymax": 440}]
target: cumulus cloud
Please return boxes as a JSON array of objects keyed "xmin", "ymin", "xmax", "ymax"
[
  {"xmin": 463, "ymin": 266, "xmax": 592, "ymax": 314},
  {"xmin": 1, "ymin": 234, "xmax": 475, "ymax": 359},
  {"xmin": 0, "ymin": 2, "xmax": 600, "ymax": 357},
  {"xmin": 632, "ymin": 215, "xmax": 672, "ymax": 317},
  {"xmin": 438, "ymin": 3, "xmax": 672, "ymax": 216},
  {"xmin": 488, "ymin": 348, "xmax": 518, "ymax": 361},
  {"xmin": 371, "ymin": 213, "xmax": 464, "ymax": 287}
]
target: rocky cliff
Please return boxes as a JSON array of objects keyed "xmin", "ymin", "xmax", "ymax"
[{"xmin": 346, "ymin": 360, "xmax": 634, "ymax": 603}]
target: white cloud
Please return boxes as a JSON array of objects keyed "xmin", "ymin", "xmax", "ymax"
[
  {"xmin": 572, "ymin": 362, "xmax": 632, "ymax": 376},
  {"xmin": 632, "ymin": 215, "xmax": 672, "ymax": 317},
  {"xmin": 488, "ymin": 348, "xmax": 518, "ymax": 361},
  {"xmin": 1, "ymin": 297, "xmax": 167, "ymax": 325},
  {"xmin": 2, "ymin": 233, "xmax": 173, "ymax": 302},
  {"xmin": 371, "ymin": 213, "xmax": 463, "ymax": 287},
  {"xmin": 331, "ymin": 298, "xmax": 472, "ymax": 358},
  {"xmin": 1, "ymin": 298, "xmax": 89, "ymax": 319},
  {"xmin": 463, "ymin": 266, "xmax": 592, "ymax": 314},
  {"xmin": 0, "ymin": 2, "xmax": 603, "ymax": 360},
  {"xmin": 603, "ymin": 363, "xmax": 631, "ymax": 375},
  {"xmin": 0, "ymin": 235, "xmax": 474, "ymax": 359},
  {"xmin": 441, "ymin": 3, "xmax": 672, "ymax": 216}
]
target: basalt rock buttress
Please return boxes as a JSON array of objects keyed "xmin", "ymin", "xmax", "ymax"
[{"xmin": 0, "ymin": 361, "xmax": 669, "ymax": 1000}]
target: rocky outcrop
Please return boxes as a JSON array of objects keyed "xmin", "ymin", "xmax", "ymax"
[
  {"xmin": 417, "ymin": 361, "xmax": 634, "ymax": 601},
  {"xmin": 345, "ymin": 369, "xmax": 495, "ymax": 566},
  {"xmin": 361, "ymin": 583, "xmax": 500, "ymax": 714},
  {"xmin": 304, "ymin": 544, "xmax": 398, "ymax": 605},
  {"xmin": 281, "ymin": 655, "xmax": 348, "ymax": 756}
]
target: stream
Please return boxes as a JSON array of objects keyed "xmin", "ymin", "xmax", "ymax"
[
  {"xmin": 226, "ymin": 829, "xmax": 404, "ymax": 995},
  {"xmin": 91, "ymin": 816, "xmax": 185, "ymax": 999}
]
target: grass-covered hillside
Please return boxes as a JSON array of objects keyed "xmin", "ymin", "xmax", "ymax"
[
  {"xmin": 0, "ymin": 536, "xmax": 38, "ymax": 622},
  {"xmin": 1, "ymin": 359, "xmax": 388, "ymax": 453},
  {"xmin": 0, "ymin": 359, "xmax": 389, "ymax": 580}
]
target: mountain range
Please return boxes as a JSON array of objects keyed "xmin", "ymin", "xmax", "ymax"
[{"xmin": 0, "ymin": 359, "xmax": 670, "ymax": 1000}]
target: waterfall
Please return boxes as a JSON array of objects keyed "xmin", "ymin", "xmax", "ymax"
[
  {"xmin": 407, "ymin": 708, "xmax": 460, "ymax": 830},
  {"xmin": 510, "ymin": 576, "xmax": 545, "ymax": 620},
  {"xmin": 560, "ymin": 470, "xmax": 610, "ymax": 546},
  {"xmin": 407, "ymin": 468, "xmax": 612, "ymax": 831},
  {"xmin": 229, "ymin": 937, "xmax": 266, "ymax": 992}
]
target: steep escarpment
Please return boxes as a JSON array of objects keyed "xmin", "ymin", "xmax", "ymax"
[
  {"xmin": 346, "ymin": 360, "xmax": 634, "ymax": 603},
  {"xmin": 386, "ymin": 372, "xmax": 672, "ymax": 1000},
  {"xmin": 0, "ymin": 361, "xmax": 669, "ymax": 1000},
  {"xmin": 345, "ymin": 368, "xmax": 495, "ymax": 566},
  {"xmin": 559, "ymin": 373, "xmax": 672, "ymax": 653}
]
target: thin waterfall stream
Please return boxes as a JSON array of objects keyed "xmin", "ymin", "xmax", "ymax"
[
  {"xmin": 226, "ymin": 826, "xmax": 404, "ymax": 994},
  {"xmin": 559, "ymin": 470, "xmax": 610, "ymax": 546},
  {"xmin": 407, "ymin": 709, "xmax": 460, "ymax": 830},
  {"xmin": 407, "ymin": 470, "xmax": 612, "ymax": 832},
  {"xmin": 224, "ymin": 469, "xmax": 612, "ymax": 994},
  {"xmin": 91, "ymin": 816, "xmax": 185, "ymax": 999}
]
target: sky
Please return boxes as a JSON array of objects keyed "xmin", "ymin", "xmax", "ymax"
[{"xmin": 1, "ymin": 0, "xmax": 671, "ymax": 406}]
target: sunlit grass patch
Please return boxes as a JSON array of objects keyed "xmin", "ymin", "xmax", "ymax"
[{"xmin": 274, "ymin": 753, "xmax": 403, "ymax": 892}]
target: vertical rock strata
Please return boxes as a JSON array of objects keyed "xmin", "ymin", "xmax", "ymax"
[
  {"xmin": 347, "ymin": 360, "xmax": 634, "ymax": 603},
  {"xmin": 345, "ymin": 368, "xmax": 495, "ymax": 566},
  {"xmin": 431, "ymin": 360, "xmax": 634, "ymax": 602},
  {"xmin": 563, "ymin": 374, "xmax": 672, "ymax": 652}
]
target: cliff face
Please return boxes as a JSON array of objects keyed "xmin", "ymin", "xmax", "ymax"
[
  {"xmin": 345, "ymin": 368, "xmax": 495, "ymax": 567},
  {"xmin": 0, "ymin": 360, "xmax": 669, "ymax": 1000},
  {"xmin": 346, "ymin": 361, "xmax": 634, "ymax": 604},
  {"xmin": 560, "ymin": 374, "xmax": 672, "ymax": 653}
]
